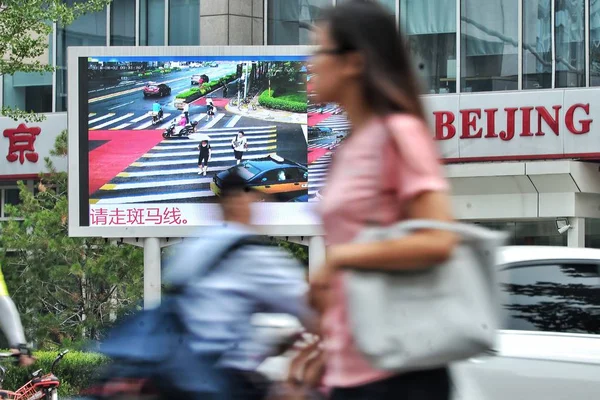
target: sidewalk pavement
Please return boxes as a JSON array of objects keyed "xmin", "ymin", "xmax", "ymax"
[{"xmin": 225, "ymin": 100, "xmax": 307, "ymax": 125}]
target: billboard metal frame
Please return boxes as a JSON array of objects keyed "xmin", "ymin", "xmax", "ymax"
[{"xmin": 68, "ymin": 45, "xmax": 322, "ymax": 239}]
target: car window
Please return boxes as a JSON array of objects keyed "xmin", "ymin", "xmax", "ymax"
[
  {"xmin": 262, "ymin": 169, "xmax": 283, "ymax": 183},
  {"xmin": 237, "ymin": 165, "xmax": 260, "ymax": 180},
  {"xmin": 498, "ymin": 262, "xmax": 600, "ymax": 334}
]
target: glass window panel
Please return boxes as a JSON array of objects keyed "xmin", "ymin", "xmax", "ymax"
[
  {"xmin": 337, "ymin": 0, "xmax": 395, "ymax": 14},
  {"xmin": 3, "ymin": 189, "xmax": 20, "ymax": 207},
  {"xmin": 474, "ymin": 222, "xmax": 517, "ymax": 244},
  {"xmin": 523, "ymin": 0, "xmax": 552, "ymax": 89},
  {"xmin": 111, "ymin": 0, "xmax": 136, "ymax": 46},
  {"xmin": 3, "ymin": 76, "xmax": 52, "ymax": 113},
  {"xmin": 267, "ymin": 0, "xmax": 332, "ymax": 45},
  {"xmin": 498, "ymin": 263, "xmax": 600, "ymax": 333},
  {"xmin": 555, "ymin": 0, "xmax": 585, "ymax": 88},
  {"xmin": 585, "ymin": 218, "xmax": 600, "ymax": 248},
  {"xmin": 460, "ymin": 0, "xmax": 518, "ymax": 92},
  {"xmin": 168, "ymin": 0, "xmax": 200, "ymax": 45},
  {"xmin": 56, "ymin": 0, "xmax": 107, "ymax": 111},
  {"xmin": 401, "ymin": 0, "xmax": 457, "ymax": 94},
  {"xmin": 589, "ymin": 0, "xmax": 600, "ymax": 85},
  {"xmin": 140, "ymin": 0, "xmax": 165, "ymax": 45},
  {"xmin": 515, "ymin": 220, "xmax": 567, "ymax": 246}
]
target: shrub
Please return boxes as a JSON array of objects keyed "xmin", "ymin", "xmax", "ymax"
[
  {"xmin": 0, "ymin": 351, "xmax": 110, "ymax": 396},
  {"xmin": 175, "ymin": 87, "xmax": 201, "ymax": 99},
  {"xmin": 259, "ymin": 89, "xmax": 307, "ymax": 113}
]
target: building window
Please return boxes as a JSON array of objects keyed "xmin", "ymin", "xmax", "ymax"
[
  {"xmin": 111, "ymin": 0, "xmax": 136, "ymax": 46},
  {"xmin": 267, "ymin": 0, "xmax": 332, "ymax": 45},
  {"xmin": 585, "ymin": 219, "xmax": 600, "ymax": 248},
  {"xmin": 0, "ymin": 186, "xmax": 21, "ymax": 220},
  {"xmin": 56, "ymin": 0, "xmax": 107, "ymax": 112},
  {"xmin": 3, "ymin": 75, "xmax": 53, "ymax": 113},
  {"xmin": 590, "ymin": 1, "xmax": 600, "ymax": 85},
  {"xmin": 401, "ymin": 0, "xmax": 457, "ymax": 94},
  {"xmin": 497, "ymin": 262, "xmax": 600, "ymax": 334},
  {"xmin": 337, "ymin": 0, "xmax": 395, "ymax": 14},
  {"xmin": 523, "ymin": 0, "xmax": 552, "ymax": 89},
  {"xmin": 555, "ymin": 0, "xmax": 585, "ymax": 88},
  {"xmin": 476, "ymin": 220, "xmax": 567, "ymax": 246},
  {"xmin": 140, "ymin": 0, "xmax": 165, "ymax": 45},
  {"xmin": 460, "ymin": 0, "xmax": 518, "ymax": 92},
  {"xmin": 168, "ymin": 0, "xmax": 200, "ymax": 45}
]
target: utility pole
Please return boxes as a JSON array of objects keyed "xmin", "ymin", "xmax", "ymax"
[{"xmin": 244, "ymin": 62, "xmax": 249, "ymax": 99}]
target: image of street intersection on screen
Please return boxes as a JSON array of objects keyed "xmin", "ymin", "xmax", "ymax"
[
  {"xmin": 87, "ymin": 58, "xmax": 308, "ymax": 205},
  {"xmin": 307, "ymin": 74, "xmax": 351, "ymax": 201}
]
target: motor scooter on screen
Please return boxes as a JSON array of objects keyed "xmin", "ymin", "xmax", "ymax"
[{"xmin": 162, "ymin": 120, "xmax": 198, "ymax": 138}]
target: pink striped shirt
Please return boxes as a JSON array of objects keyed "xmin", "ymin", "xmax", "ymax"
[{"xmin": 318, "ymin": 114, "xmax": 449, "ymax": 388}]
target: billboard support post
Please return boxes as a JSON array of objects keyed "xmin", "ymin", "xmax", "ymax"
[
  {"xmin": 143, "ymin": 237, "xmax": 162, "ymax": 309},
  {"xmin": 308, "ymin": 236, "xmax": 326, "ymax": 280}
]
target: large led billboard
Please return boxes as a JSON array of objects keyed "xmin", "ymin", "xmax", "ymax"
[{"xmin": 68, "ymin": 46, "xmax": 323, "ymax": 238}]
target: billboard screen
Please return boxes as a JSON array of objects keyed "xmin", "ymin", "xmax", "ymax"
[{"xmin": 68, "ymin": 47, "xmax": 322, "ymax": 238}]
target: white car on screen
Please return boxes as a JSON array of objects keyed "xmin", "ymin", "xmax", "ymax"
[{"xmin": 256, "ymin": 246, "xmax": 600, "ymax": 399}]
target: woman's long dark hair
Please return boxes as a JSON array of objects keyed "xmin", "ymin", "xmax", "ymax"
[{"xmin": 322, "ymin": 0, "xmax": 426, "ymax": 121}]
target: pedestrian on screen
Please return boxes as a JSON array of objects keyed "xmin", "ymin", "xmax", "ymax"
[
  {"xmin": 198, "ymin": 140, "xmax": 212, "ymax": 176},
  {"xmin": 183, "ymin": 102, "xmax": 190, "ymax": 124},
  {"xmin": 223, "ymin": 85, "xmax": 229, "ymax": 98},
  {"xmin": 231, "ymin": 130, "xmax": 248, "ymax": 165},
  {"xmin": 309, "ymin": 1, "xmax": 456, "ymax": 400},
  {"xmin": 206, "ymin": 98, "xmax": 216, "ymax": 122}
]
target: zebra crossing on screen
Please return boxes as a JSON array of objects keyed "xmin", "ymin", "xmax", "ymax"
[
  {"xmin": 307, "ymin": 153, "xmax": 331, "ymax": 202},
  {"xmin": 89, "ymin": 123, "xmax": 279, "ymax": 204},
  {"xmin": 88, "ymin": 109, "xmax": 231, "ymax": 131}
]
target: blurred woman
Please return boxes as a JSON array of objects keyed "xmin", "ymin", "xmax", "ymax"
[{"xmin": 309, "ymin": 1, "xmax": 457, "ymax": 399}]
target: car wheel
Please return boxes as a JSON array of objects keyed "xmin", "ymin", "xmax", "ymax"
[{"xmin": 144, "ymin": 93, "xmax": 148, "ymax": 97}]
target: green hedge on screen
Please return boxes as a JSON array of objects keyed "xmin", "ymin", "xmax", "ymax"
[
  {"xmin": 175, "ymin": 73, "xmax": 236, "ymax": 100},
  {"xmin": 0, "ymin": 351, "xmax": 109, "ymax": 396},
  {"xmin": 258, "ymin": 89, "xmax": 307, "ymax": 113},
  {"xmin": 176, "ymin": 87, "xmax": 201, "ymax": 99}
]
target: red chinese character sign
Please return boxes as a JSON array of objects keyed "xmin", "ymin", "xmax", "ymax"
[{"xmin": 3, "ymin": 123, "xmax": 41, "ymax": 164}]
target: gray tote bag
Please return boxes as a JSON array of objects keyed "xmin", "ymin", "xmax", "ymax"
[{"xmin": 345, "ymin": 219, "xmax": 506, "ymax": 372}]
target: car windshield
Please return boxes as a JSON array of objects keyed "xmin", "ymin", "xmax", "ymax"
[{"xmin": 237, "ymin": 164, "xmax": 261, "ymax": 180}]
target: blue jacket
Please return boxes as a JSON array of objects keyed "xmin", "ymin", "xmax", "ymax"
[{"xmin": 162, "ymin": 223, "xmax": 313, "ymax": 371}]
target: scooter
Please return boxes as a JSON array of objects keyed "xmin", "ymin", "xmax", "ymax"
[
  {"xmin": 162, "ymin": 120, "xmax": 199, "ymax": 139},
  {"xmin": 151, "ymin": 108, "xmax": 164, "ymax": 125}
]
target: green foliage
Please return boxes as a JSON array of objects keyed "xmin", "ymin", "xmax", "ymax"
[
  {"xmin": 0, "ymin": 131, "xmax": 144, "ymax": 349},
  {"xmin": 0, "ymin": 351, "xmax": 109, "ymax": 396},
  {"xmin": 259, "ymin": 89, "xmax": 307, "ymax": 113},
  {"xmin": 176, "ymin": 87, "xmax": 201, "ymax": 99},
  {"xmin": 267, "ymin": 61, "xmax": 304, "ymax": 89},
  {"xmin": 175, "ymin": 74, "xmax": 235, "ymax": 99},
  {"xmin": 276, "ymin": 240, "xmax": 308, "ymax": 266},
  {"xmin": 276, "ymin": 92, "xmax": 308, "ymax": 104},
  {"xmin": 0, "ymin": 0, "xmax": 113, "ymax": 120}
]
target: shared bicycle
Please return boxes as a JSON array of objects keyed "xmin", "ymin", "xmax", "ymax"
[{"xmin": 0, "ymin": 350, "xmax": 69, "ymax": 400}]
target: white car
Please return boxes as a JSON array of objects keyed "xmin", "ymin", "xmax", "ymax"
[
  {"xmin": 453, "ymin": 246, "xmax": 600, "ymax": 400},
  {"xmin": 255, "ymin": 246, "xmax": 600, "ymax": 399}
]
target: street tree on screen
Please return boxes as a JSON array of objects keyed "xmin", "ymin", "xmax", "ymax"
[
  {"xmin": 0, "ymin": 0, "xmax": 112, "ymax": 121},
  {"xmin": 0, "ymin": 131, "xmax": 144, "ymax": 349}
]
